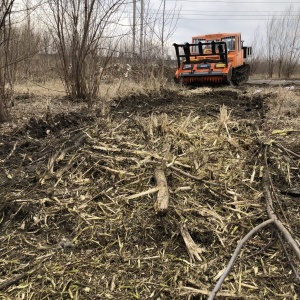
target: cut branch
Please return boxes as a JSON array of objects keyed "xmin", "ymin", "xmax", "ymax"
[
  {"xmin": 263, "ymin": 181, "xmax": 300, "ymax": 261},
  {"xmin": 125, "ymin": 187, "xmax": 160, "ymax": 201},
  {"xmin": 263, "ymin": 145, "xmax": 300, "ymax": 261},
  {"xmin": 208, "ymin": 219, "xmax": 274, "ymax": 300},
  {"xmin": 48, "ymin": 132, "xmax": 87, "ymax": 172},
  {"xmin": 154, "ymin": 167, "xmax": 169, "ymax": 214},
  {"xmin": 180, "ymin": 223, "xmax": 204, "ymax": 263}
]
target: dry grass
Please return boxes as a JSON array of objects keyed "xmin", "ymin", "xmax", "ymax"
[
  {"xmin": 14, "ymin": 79, "xmax": 66, "ymax": 96},
  {"xmin": 267, "ymin": 86, "xmax": 300, "ymax": 128},
  {"xmin": 2, "ymin": 78, "xmax": 179, "ymax": 134},
  {"xmin": 14, "ymin": 76, "xmax": 178, "ymax": 99}
]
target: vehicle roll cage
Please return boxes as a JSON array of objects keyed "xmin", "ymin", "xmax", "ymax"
[{"xmin": 173, "ymin": 41, "xmax": 228, "ymax": 68}]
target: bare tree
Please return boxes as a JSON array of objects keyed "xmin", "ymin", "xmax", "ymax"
[
  {"xmin": 132, "ymin": 0, "xmax": 178, "ymax": 82},
  {"xmin": 0, "ymin": 0, "xmax": 15, "ymax": 123},
  {"xmin": 47, "ymin": 0, "xmax": 126, "ymax": 105},
  {"xmin": 282, "ymin": 7, "xmax": 300, "ymax": 78},
  {"xmin": 266, "ymin": 16, "xmax": 277, "ymax": 78},
  {"xmin": 0, "ymin": 0, "xmax": 44, "ymax": 123},
  {"xmin": 17, "ymin": 10, "xmax": 41, "ymax": 80},
  {"xmin": 261, "ymin": 5, "xmax": 300, "ymax": 79},
  {"xmin": 248, "ymin": 27, "xmax": 263, "ymax": 75},
  {"xmin": 152, "ymin": 0, "xmax": 178, "ymax": 80}
]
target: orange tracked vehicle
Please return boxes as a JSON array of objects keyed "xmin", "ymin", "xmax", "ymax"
[{"xmin": 173, "ymin": 33, "xmax": 252, "ymax": 85}]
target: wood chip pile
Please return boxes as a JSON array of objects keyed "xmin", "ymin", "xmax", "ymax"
[{"xmin": 0, "ymin": 87, "xmax": 299, "ymax": 299}]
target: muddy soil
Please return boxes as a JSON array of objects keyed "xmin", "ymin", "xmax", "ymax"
[{"xmin": 0, "ymin": 85, "xmax": 299, "ymax": 299}]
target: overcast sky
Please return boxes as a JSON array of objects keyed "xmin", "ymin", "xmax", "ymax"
[
  {"xmin": 150, "ymin": 0, "xmax": 300, "ymax": 46},
  {"xmin": 24, "ymin": 0, "xmax": 300, "ymax": 56}
]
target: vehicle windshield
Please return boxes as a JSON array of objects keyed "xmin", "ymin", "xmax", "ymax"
[
  {"xmin": 191, "ymin": 38, "xmax": 205, "ymax": 53},
  {"xmin": 221, "ymin": 37, "xmax": 235, "ymax": 51}
]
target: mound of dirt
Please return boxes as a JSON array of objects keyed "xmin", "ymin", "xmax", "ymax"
[{"xmin": 0, "ymin": 86, "xmax": 299, "ymax": 299}]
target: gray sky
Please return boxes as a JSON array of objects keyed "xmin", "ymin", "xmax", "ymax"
[{"xmin": 154, "ymin": 0, "xmax": 300, "ymax": 46}]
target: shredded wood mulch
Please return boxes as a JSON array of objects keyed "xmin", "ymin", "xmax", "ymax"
[{"xmin": 0, "ymin": 86, "xmax": 299, "ymax": 299}]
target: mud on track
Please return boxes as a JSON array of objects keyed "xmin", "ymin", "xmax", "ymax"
[{"xmin": 0, "ymin": 85, "xmax": 299, "ymax": 299}]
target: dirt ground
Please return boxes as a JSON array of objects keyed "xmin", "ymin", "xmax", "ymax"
[{"xmin": 0, "ymin": 81, "xmax": 299, "ymax": 299}]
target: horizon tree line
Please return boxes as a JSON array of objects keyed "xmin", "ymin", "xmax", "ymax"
[{"xmin": 0, "ymin": 1, "xmax": 299, "ymax": 123}]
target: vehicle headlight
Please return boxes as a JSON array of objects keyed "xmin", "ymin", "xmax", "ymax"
[{"xmin": 215, "ymin": 63, "xmax": 226, "ymax": 68}]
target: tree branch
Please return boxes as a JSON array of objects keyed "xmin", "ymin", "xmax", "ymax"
[{"xmin": 208, "ymin": 219, "xmax": 274, "ymax": 300}]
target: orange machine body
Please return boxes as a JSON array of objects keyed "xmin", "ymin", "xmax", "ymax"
[{"xmin": 173, "ymin": 33, "xmax": 251, "ymax": 85}]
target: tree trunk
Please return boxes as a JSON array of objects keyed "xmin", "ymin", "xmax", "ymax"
[{"xmin": 0, "ymin": 99, "xmax": 8, "ymax": 123}]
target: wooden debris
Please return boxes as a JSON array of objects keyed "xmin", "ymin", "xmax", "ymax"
[
  {"xmin": 153, "ymin": 167, "xmax": 169, "ymax": 213},
  {"xmin": 1, "ymin": 86, "xmax": 300, "ymax": 299},
  {"xmin": 48, "ymin": 132, "xmax": 87, "ymax": 172},
  {"xmin": 208, "ymin": 219, "xmax": 274, "ymax": 300},
  {"xmin": 126, "ymin": 187, "xmax": 160, "ymax": 201},
  {"xmin": 180, "ymin": 223, "xmax": 204, "ymax": 263},
  {"xmin": 263, "ymin": 176, "xmax": 300, "ymax": 261},
  {"xmin": 208, "ymin": 143, "xmax": 300, "ymax": 299}
]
